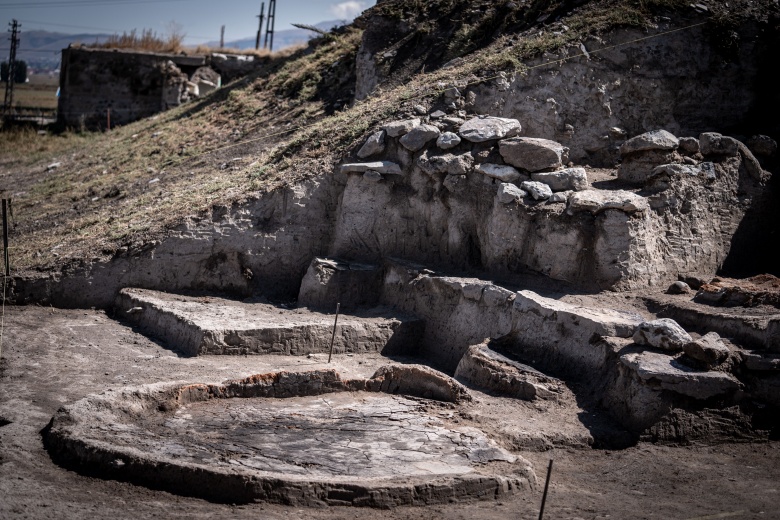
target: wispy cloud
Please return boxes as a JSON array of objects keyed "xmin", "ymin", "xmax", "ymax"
[{"xmin": 330, "ymin": 1, "xmax": 367, "ymax": 20}]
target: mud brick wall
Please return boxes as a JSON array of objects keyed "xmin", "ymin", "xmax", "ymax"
[{"xmin": 57, "ymin": 47, "xmax": 206, "ymax": 129}]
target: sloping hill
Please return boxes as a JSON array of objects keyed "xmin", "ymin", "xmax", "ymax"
[{"xmin": 0, "ymin": 0, "xmax": 777, "ymax": 283}]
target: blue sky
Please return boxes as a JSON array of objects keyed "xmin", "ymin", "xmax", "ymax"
[{"xmin": 0, "ymin": 0, "xmax": 377, "ymax": 44}]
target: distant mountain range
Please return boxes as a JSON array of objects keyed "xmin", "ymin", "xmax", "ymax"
[
  {"xmin": 0, "ymin": 30, "xmax": 111, "ymax": 71},
  {"xmin": 0, "ymin": 20, "xmax": 345, "ymax": 72},
  {"xmin": 208, "ymin": 20, "xmax": 344, "ymax": 51}
]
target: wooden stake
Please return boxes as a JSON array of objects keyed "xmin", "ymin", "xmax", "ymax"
[
  {"xmin": 106, "ymin": 108, "xmax": 111, "ymax": 131},
  {"xmin": 538, "ymin": 459, "xmax": 553, "ymax": 520},
  {"xmin": 2, "ymin": 199, "xmax": 8, "ymax": 277},
  {"xmin": 327, "ymin": 303, "xmax": 340, "ymax": 363}
]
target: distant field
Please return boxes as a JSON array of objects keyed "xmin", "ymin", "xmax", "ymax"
[{"xmin": 2, "ymin": 74, "xmax": 59, "ymax": 110}]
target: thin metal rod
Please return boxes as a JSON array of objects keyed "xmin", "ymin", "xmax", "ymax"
[
  {"xmin": 327, "ymin": 302, "xmax": 340, "ymax": 363},
  {"xmin": 2, "ymin": 199, "xmax": 8, "ymax": 277},
  {"xmin": 538, "ymin": 459, "xmax": 553, "ymax": 520}
]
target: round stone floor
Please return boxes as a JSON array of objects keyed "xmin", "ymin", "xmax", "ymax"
[
  {"xmin": 157, "ymin": 392, "xmax": 513, "ymax": 479},
  {"xmin": 47, "ymin": 377, "xmax": 531, "ymax": 507}
]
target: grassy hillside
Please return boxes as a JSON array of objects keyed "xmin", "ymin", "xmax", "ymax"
[{"xmin": 0, "ymin": 0, "xmax": 767, "ymax": 276}]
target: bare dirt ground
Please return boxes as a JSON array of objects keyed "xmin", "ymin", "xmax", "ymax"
[{"xmin": 1, "ymin": 305, "xmax": 779, "ymax": 519}]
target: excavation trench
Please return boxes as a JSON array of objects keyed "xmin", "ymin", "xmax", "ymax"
[{"xmin": 19, "ymin": 106, "xmax": 780, "ymax": 507}]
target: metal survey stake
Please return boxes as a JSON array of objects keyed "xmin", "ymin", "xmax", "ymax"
[
  {"xmin": 327, "ymin": 302, "xmax": 340, "ymax": 363},
  {"xmin": 538, "ymin": 459, "xmax": 553, "ymax": 520},
  {"xmin": 2, "ymin": 199, "xmax": 8, "ymax": 277}
]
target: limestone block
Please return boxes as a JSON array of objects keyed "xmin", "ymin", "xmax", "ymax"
[
  {"xmin": 476, "ymin": 163, "xmax": 522, "ymax": 182},
  {"xmin": 437, "ymin": 131, "xmax": 462, "ymax": 150},
  {"xmin": 499, "ymin": 137, "xmax": 564, "ymax": 172},
  {"xmin": 531, "ymin": 167, "xmax": 588, "ymax": 191},
  {"xmin": 340, "ymin": 161, "xmax": 402, "ymax": 175},
  {"xmin": 384, "ymin": 118, "xmax": 420, "ymax": 137},
  {"xmin": 496, "ymin": 183, "xmax": 526, "ymax": 204},
  {"xmin": 399, "ymin": 124, "xmax": 441, "ymax": 151},
  {"xmin": 633, "ymin": 318, "xmax": 692, "ymax": 352},
  {"xmin": 619, "ymin": 129, "xmax": 679, "ymax": 156},
  {"xmin": 513, "ymin": 290, "xmax": 642, "ymax": 338},
  {"xmin": 459, "ymin": 116, "xmax": 521, "ymax": 143},
  {"xmin": 567, "ymin": 189, "xmax": 649, "ymax": 215},
  {"xmin": 357, "ymin": 131, "xmax": 386, "ymax": 158},
  {"xmin": 683, "ymin": 332, "xmax": 730, "ymax": 367},
  {"xmin": 520, "ymin": 181, "xmax": 552, "ymax": 200},
  {"xmin": 549, "ymin": 190, "xmax": 572, "ymax": 203},
  {"xmin": 620, "ymin": 350, "xmax": 740, "ymax": 400}
]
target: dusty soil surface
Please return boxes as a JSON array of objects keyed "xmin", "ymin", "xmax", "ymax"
[
  {"xmin": 2, "ymin": 306, "xmax": 779, "ymax": 519},
  {"xmin": 697, "ymin": 275, "xmax": 780, "ymax": 309}
]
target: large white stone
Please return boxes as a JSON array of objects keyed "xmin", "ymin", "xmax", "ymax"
[
  {"xmin": 620, "ymin": 129, "xmax": 679, "ymax": 156},
  {"xmin": 499, "ymin": 137, "xmax": 564, "ymax": 172},
  {"xmin": 357, "ymin": 131, "xmax": 386, "ymax": 159},
  {"xmin": 520, "ymin": 181, "xmax": 552, "ymax": 201},
  {"xmin": 459, "ymin": 116, "xmax": 521, "ymax": 143},
  {"xmin": 567, "ymin": 189, "xmax": 649, "ymax": 215},
  {"xmin": 633, "ymin": 318, "xmax": 692, "ymax": 351},
  {"xmin": 399, "ymin": 124, "xmax": 441, "ymax": 151},
  {"xmin": 437, "ymin": 131, "xmax": 462, "ymax": 150},
  {"xmin": 496, "ymin": 183, "xmax": 526, "ymax": 204},
  {"xmin": 514, "ymin": 290, "xmax": 642, "ymax": 338},
  {"xmin": 531, "ymin": 167, "xmax": 588, "ymax": 191},
  {"xmin": 621, "ymin": 350, "xmax": 740, "ymax": 400},
  {"xmin": 384, "ymin": 118, "xmax": 420, "ymax": 137},
  {"xmin": 476, "ymin": 163, "xmax": 521, "ymax": 182},
  {"xmin": 341, "ymin": 161, "xmax": 402, "ymax": 175}
]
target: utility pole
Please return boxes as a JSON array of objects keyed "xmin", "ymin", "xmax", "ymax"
[
  {"xmin": 3, "ymin": 19, "xmax": 21, "ymax": 117},
  {"xmin": 263, "ymin": 0, "xmax": 276, "ymax": 51},
  {"xmin": 219, "ymin": 25, "xmax": 225, "ymax": 48},
  {"xmin": 255, "ymin": 2, "xmax": 265, "ymax": 50}
]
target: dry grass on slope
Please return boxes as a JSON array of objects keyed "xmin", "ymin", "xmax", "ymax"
[{"xmin": 0, "ymin": 0, "xmax": 700, "ymax": 276}]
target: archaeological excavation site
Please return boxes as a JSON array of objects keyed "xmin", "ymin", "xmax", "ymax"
[{"xmin": 1, "ymin": 0, "xmax": 780, "ymax": 518}]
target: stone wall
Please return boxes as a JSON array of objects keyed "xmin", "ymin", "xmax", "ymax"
[{"xmin": 57, "ymin": 47, "xmax": 266, "ymax": 129}]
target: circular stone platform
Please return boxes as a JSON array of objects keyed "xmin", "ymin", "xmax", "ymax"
[{"xmin": 46, "ymin": 369, "xmax": 532, "ymax": 508}]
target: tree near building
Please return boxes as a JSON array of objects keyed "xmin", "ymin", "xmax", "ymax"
[{"xmin": 1, "ymin": 60, "xmax": 28, "ymax": 83}]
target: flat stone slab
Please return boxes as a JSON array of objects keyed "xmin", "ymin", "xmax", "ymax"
[
  {"xmin": 567, "ymin": 189, "xmax": 649, "ymax": 215},
  {"xmin": 341, "ymin": 161, "xmax": 402, "ymax": 175},
  {"xmin": 621, "ymin": 350, "xmax": 741, "ymax": 400},
  {"xmin": 46, "ymin": 370, "xmax": 532, "ymax": 507},
  {"xmin": 116, "ymin": 288, "xmax": 423, "ymax": 357},
  {"xmin": 514, "ymin": 290, "xmax": 643, "ymax": 338}
]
